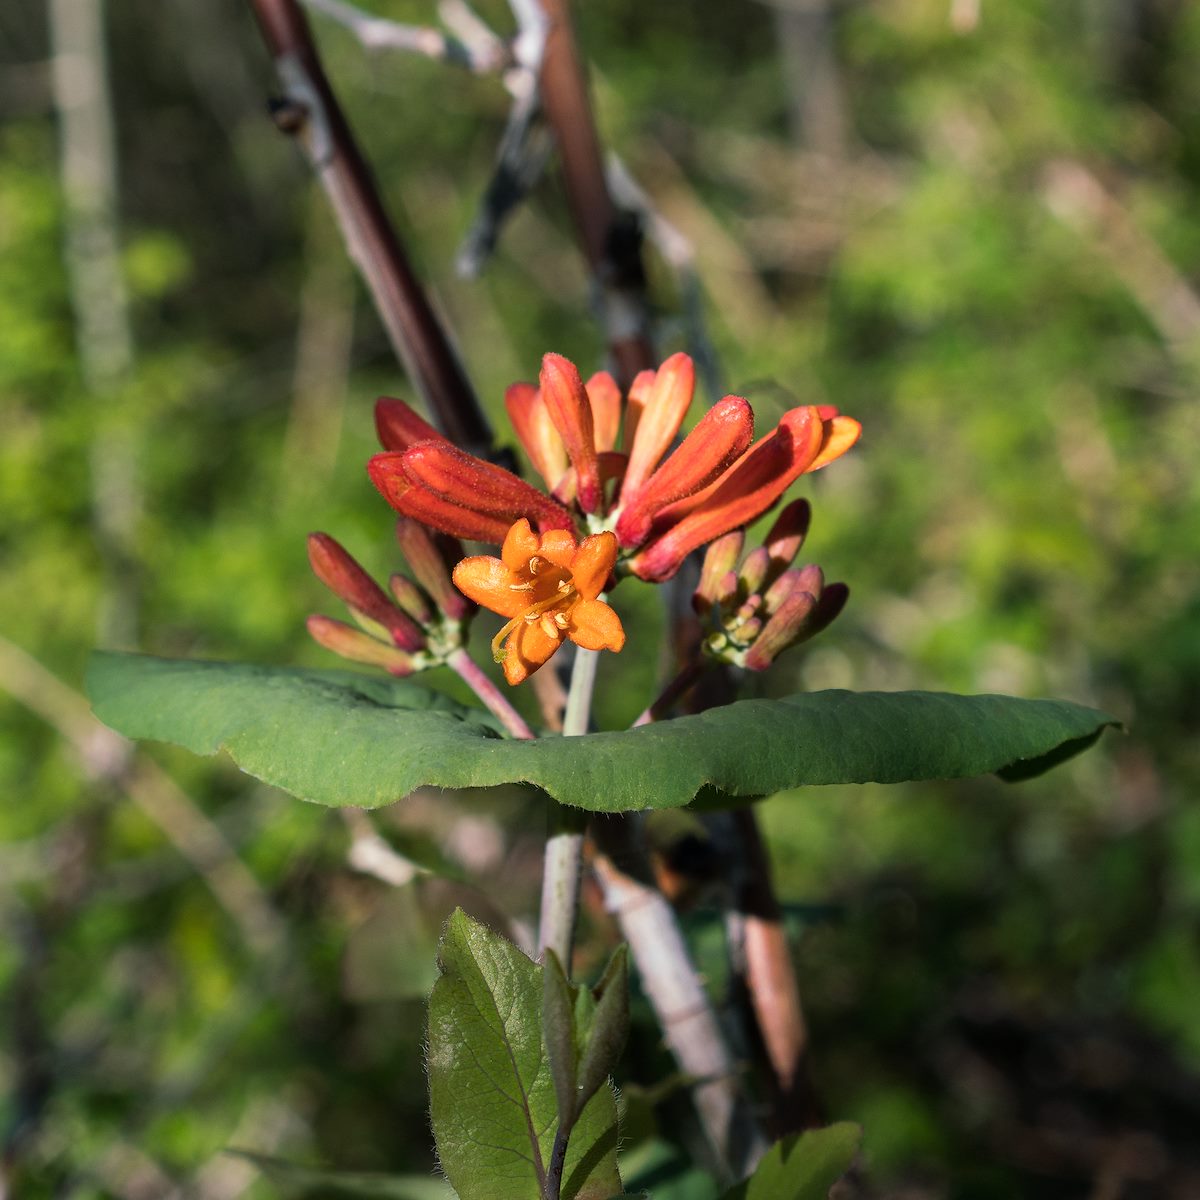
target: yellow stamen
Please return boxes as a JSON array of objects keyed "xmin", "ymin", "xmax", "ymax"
[
  {"xmin": 554, "ymin": 612, "xmax": 569, "ymax": 629},
  {"xmin": 490, "ymin": 585, "xmax": 577, "ymax": 663},
  {"xmin": 528, "ymin": 556, "xmax": 543, "ymax": 574},
  {"xmin": 540, "ymin": 615, "xmax": 561, "ymax": 640},
  {"xmin": 508, "ymin": 582, "xmax": 534, "ymax": 591}
]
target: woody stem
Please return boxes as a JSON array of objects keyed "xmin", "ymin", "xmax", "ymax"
[
  {"xmin": 447, "ymin": 649, "xmax": 535, "ymax": 741},
  {"xmin": 537, "ymin": 647, "xmax": 599, "ymax": 973}
]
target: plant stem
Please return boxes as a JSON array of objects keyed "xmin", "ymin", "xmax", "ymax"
[
  {"xmin": 447, "ymin": 649, "xmax": 535, "ymax": 740},
  {"xmin": 537, "ymin": 648, "xmax": 598, "ymax": 971},
  {"xmin": 543, "ymin": 1124, "xmax": 570, "ymax": 1200},
  {"xmin": 632, "ymin": 658, "xmax": 709, "ymax": 727}
]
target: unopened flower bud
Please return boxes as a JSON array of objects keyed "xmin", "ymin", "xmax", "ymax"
[
  {"xmin": 738, "ymin": 546, "xmax": 770, "ymax": 596},
  {"xmin": 307, "ymin": 533, "xmax": 425, "ymax": 651},
  {"xmin": 764, "ymin": 499, "xmax": 811, "ymax": 576},
  {"xmin": 744, "ymin": 590, "xmax": 818, "ymax": 671},
  {"xmin": 395, "ymin": 518, "xmax": 476, "ymax": 622},
  {"xmin": 764, "ymin": 564, "xmax": 825, "ymax": 615},
  {"xmin": 306, "ymin": 616, "xmax": 418, "ymax": 676},
  {"xmin": 388, "ymin": 573, "xmax": 434, "ymax": 625},
  {"xmin": 694, "ymin": 531, "xmax": 745, "ymax": 614}
]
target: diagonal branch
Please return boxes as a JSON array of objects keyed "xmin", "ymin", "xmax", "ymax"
[{"xmin": 249, "ymin": 0, "xmax": 495, "ymax": 456}]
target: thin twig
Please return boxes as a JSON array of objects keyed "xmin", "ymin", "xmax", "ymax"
[
  {"xmin": 300, "ymin": 0, "xmax": 509, "ymax": 71},
  {"xmin": 249, "ymin": 0, "xmax": 495, "ymax": 455},
  {"xmin": 447, "ymin": 648, "xmax": 536, "ymax": 739},
  {"xmin": 632, "ymin": 659, "xmax": 709, "ymax": 727}
]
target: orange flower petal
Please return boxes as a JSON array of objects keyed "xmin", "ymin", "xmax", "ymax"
[
  {"xmin": 505, "ymin": 382, "xmax": 569, "ymax": 490},
  {"xmin": 620, "ymin": 353, "xmax": 696, "ymax": 503},
  {"xmin": 501, "ymin": 518, "xmax": 540, "ymax": 572},
  {"xmin": 568, "ymin": 598, "xmax": 625, "ymax": 653},
  {"xmin": 452, "ymin": 556, "xmax": 530, "ymax": 619},
  {"xmin": 586, "ymin": 370, "xmax": 622, "ymax": 453},
  {"xmin": 808, "ymin": 415, "xmax": 862, "ymax": 471},
  {"xmin": 503, "ymin": 618, "xmax": 562, "ymax": 685},
  {"xmin": 569, "ymin": 531, "xmax": 618, "ymax": 600},
  {"xmin": 537, "ymin": 528, "xmax": 579, "ymax": 571}
]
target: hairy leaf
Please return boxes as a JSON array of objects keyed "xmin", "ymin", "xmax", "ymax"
[
  {"xmin": 719, "ymin": 1124, "xmax": 862, "ymax": 1200},
  {"xmin": 88, "ymin": 654, "xmax": 1119, "ymax": 813}
]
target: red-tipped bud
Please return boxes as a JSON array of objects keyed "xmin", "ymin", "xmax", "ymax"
[
  {"xmin": 375, "ymin": 397, "xmax": 450, "ymax": 452},
  {"xmin": 738, "ymin": 547, "xmax": 770, "ymax": 596},
  {"xmin": 615, "ymin": 396, "xmax": 754, "ymax": 548},
  {"xmin": 620, "ymin": 353, "xmax": 696, "ymax": 503},
  {"xmin": 371, "ymin": 443, "xmax": 575, "ymax": 539},
  {"xmin": 306, "ymin": 615, "xmax": 418, "ymax": 676},
  {"xmin": 394, "ymin": 518, "xmax": 475, "ymax": 622},
  {"xmin": 388, "ymin": 574, "xmax": 433, "ymax": 625},
  {"xmin": 621, "ymin": 369, "xmax": 658, "ymax": 453},
  {"xmin": 540, "ymin": 354, "xmax": 601, "ymax": 514},
  {"xmin": 764, "ymin": 564, "xmax": 824, "ymax": 615},
  {"xmin": 763, "ymin": 499, "xmax": 812, "ymax": 577},
  {"xmin": 586, "ymin": 370, "xmax": 622, "ymax": 453},
  {"xmin": 744, "ymin": 580, "xmax": 848, "ymax": 671},
  {"xmin": 628, "ymin": 406, "xmax": 826, "ymax": 583},
  {"xmin": 694, "ymin": 531, "xmax": 745, "ymax": 614},
  {"xmin": 307, "ymin": 533, "xmax": 425, "ymax": 651},
  {"xmin": 504, "ymin": 382, "xmax": 568, "ymax": 491},
  {"xmin": 369, "ymin": 456, "xmax": 514, "ymax": 543}
]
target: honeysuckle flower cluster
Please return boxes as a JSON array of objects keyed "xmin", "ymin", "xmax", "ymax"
[
  {"xmin": 306, "ymin": 518, "xmax": 475, "ymax": 675},
  {"xmin": 309, "ymin": 350, "xmax": 859, "ymax": 688},
  {"xmin": 366, "ymin": 352, "xmax": 860, "ymax": 585},
  {"xmin": 692, "ymin": 499, "xmax": 848, "ymax": 671}
]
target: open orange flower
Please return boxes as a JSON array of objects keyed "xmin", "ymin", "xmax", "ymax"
[{"xmin": 452, "ymin": 518, "xmax": 625, "ymax": 685}]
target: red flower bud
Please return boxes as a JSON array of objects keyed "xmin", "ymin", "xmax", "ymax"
[
  {"xmin": 375, "ymin": 397, "xmax": 450, "ymax": 452},
  {"xmin": 306, "ymin": 615, "xmax": 417, "ymax": 676},
  {"xmin": 744, "ymin": 590, "xmax": 818, "ymax": 671},
  {"xmin": 738, "ymin": 546, "xmax": 770, "ymax": 596},
  {"xmin": 394, "ymin": 517, "xmax": 476, "ymax": 622},
  {"xmin": 586, "ymin": 370, "xmax": 622, "ymax": 453},
  {"xmin": 504, "ymin": 381, "xmax": 568, "ymax": 491},
  {"xmin": 694, "ymin": 531, "xmax": 744, "ymax": 614},
  {"xmin": 763, "ymin": 499, "xmax": 811, "ymax": 577},
  {"xmin": 764, "ymin": 564, "xmax": 824, "ymax": 615},
  {"xmin": 540, "ymin": 354, "xmax": 601, "ymax": 514},
  {"xmin": 628, "ymin": 406, "xmax": 826, "ymax": 583},
  {"xmin": 387, "ymin": 573, "xmax": 433, "ymax": 625},
  {"xmin": 307, "ymin": 533, "xmax": 425, "ymax": 651},
  {"xmin": 620, "ymin": 352, "xmax": 696, "ymax": 502},
  {"xmin": 615, "ymin": 396, "xmax": 753, "ymax": 548},
  {"xmin": 368, "ymin": 456, "xmax": 515, "ymax": 543}
]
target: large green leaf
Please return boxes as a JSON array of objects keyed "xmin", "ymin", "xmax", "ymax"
[
  {"xmin": 87, "ymin": 653, "xmax": 1119, "ymax": 813},
  {"xmin": 719, "ymin": 1124, "xmax": 862, "ymax": 1200},
  {"xmin": 428, "ymin": 910, "xmax": 623, "ymax": 1200}
]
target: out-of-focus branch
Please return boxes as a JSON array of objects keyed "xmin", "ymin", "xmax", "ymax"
[
  {"xmin": 49, "ymin": 0, "xmax": 140, "ymax": 648},
  {"xmin": 591, "ymin": 819, "xmax": 766, "ymax": 1183},
  {"xmin": 0, "ymin": 636, "xmax": 284, "ymax": 957},
  {"xmin": 730, "ymin": 809, "xmax": 824, "ymax": 1133},
  {"xmin": 300, "ymin": 0, "xmax": 510, "ymax": 71},
  {"xmin": 1041, "ymin": 159, "xmax": 1200, "ymax": 360},
  {"xmin": 535, "ymin": 0, "xmax": 654, "ymax": 385},
  {"xmin": 249, "ymin": 0, "xmax": 495, "ymax": 455}
]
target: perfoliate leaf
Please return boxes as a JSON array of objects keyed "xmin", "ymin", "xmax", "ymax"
[
  {"xmin": 428, "ymin": 910, "xmax": 622, "ymax": 1200},
  {"xmin": 87, "ymin": 654, "xmax": 1119, "ymax": 813},
  {"xmin": 719, "ymin": 1124, "xmax": 862, "ymax": 1200}
]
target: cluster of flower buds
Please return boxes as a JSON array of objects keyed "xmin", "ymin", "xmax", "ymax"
[
  {"xmin": 366, "ymin": 352, "xmax": 859, "ymax": 584},
  {"xmin": 692, "ymin": 499, "xmax": 848, "ymax": 671},
  {"xmin": 306, "ymin": 518, "xmax": 476, "ymax": 675}
]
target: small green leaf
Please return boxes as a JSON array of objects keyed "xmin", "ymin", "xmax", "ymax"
[
  {"xmin": 719, "ymin": 1124, "xmax": 862, "ymax": 1200},
  {"xmin": 543, "ymin": 948, "xmax": 580, "ymax": 1128},
  {"xmin": 88, "ymin": 654, "xmax": 1119, "ymax": 813},
  {"xmin": 577, "ymin": 946, "xmax": 630, "ymax": 1113},
  {"xmin": 227, "ymin": 1150, "xmax": 452, "ymax": 1199},
  {"xmin": 428, "ymin": 910, "xmax": 622, "ymax": 1200}
]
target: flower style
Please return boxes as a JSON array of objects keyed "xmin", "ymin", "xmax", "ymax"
[
  {"xmin": 366, "ymin": 352, "xmax": 860, "ymax": 584},
  {"xmin": 452, "ymin": 518, "xmax": 625, "ymax": 685}
]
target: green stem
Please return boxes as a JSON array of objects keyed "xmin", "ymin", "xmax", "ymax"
[
  {"xmin": 447, "ymin": 648, "xmax": 535, "ymax": 740},
  {"xmin": 537, "ymin": 647, "xmax": 598, "ymax": 971}
]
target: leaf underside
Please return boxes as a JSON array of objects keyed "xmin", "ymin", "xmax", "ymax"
[{"xmin": 87, "ymin": 653, "xmax": 1120, "ymax": 813}]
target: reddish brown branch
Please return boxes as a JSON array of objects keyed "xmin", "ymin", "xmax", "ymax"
[
  {"xmin": 535, "ymin": 0, "xmax": 653, "ymax": 385},
  {"xmin": 249, "ymin": 0, "xmax": 494, "ymax": 455}
]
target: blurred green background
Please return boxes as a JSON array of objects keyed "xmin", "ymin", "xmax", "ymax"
[{"xmin": 2, "ymin": 0, "xmax": 1199, "ymax": 1196}]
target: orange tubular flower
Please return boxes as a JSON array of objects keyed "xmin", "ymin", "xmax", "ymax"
[
  {"xmin": 452, "ymin": 518, "xmax": 625, "ymax": 685},
  {"xmin": 366, "ymin": 351, "xmax": 860, "ymax": 587}
]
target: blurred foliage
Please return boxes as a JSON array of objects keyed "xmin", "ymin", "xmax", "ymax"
[{"xmin": 1, "ymin": 0, "xmax": 1199, "ymax": 1197}]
